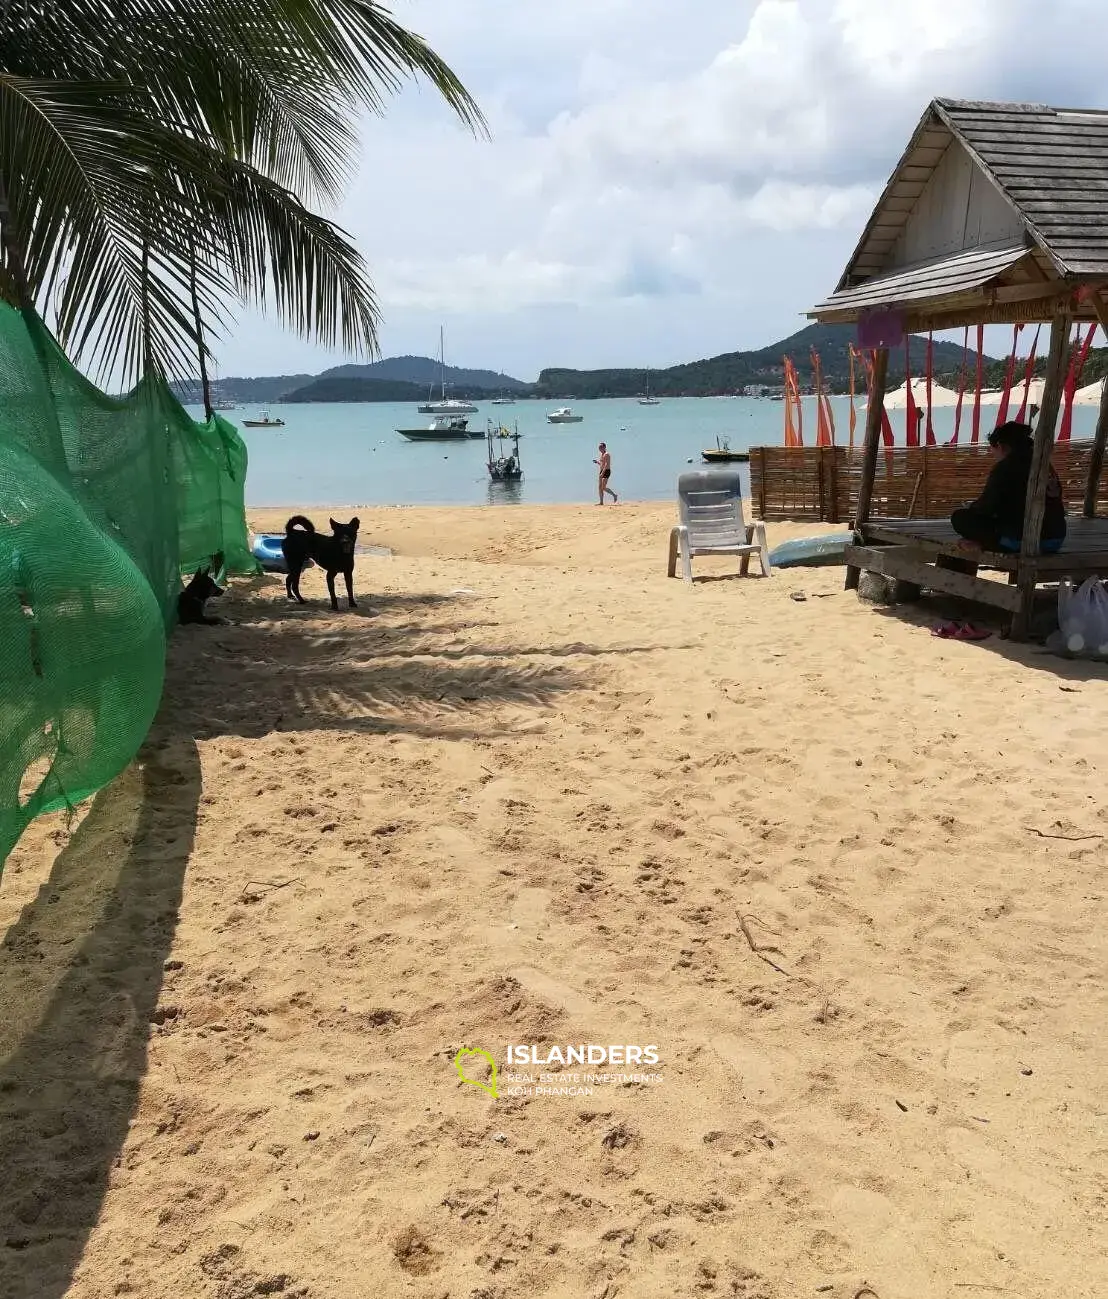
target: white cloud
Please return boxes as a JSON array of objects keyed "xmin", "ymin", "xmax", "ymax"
[{"xmin": 219, "ymin": 0, "xmax": 1108, "ymax": 378}]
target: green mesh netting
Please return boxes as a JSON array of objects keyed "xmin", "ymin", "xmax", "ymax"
[{"xmin": 0, "ymin": 302, "xmax": 257, "ymax": 866}]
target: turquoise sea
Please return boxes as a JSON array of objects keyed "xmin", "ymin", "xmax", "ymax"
[{"xmin": 184, "ymin": 396, "xmax": 1103, "ymax": 508}]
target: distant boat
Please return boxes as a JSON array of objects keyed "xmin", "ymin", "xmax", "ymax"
[
  {"xmin": 547, "ymin": 406, "xmax": 584, "ymax": 424},
  {"xmin": 397, "ymin": 416, "xmax": 483, "ymax": 442},
  {"xmin": 638, "ymin": 373, "xmax": 661, "ymax": 405},
  {"xmin": 701, "ymin": 435, "xmax": 748, "ymax": 464},
  {"xmin": 242, "ymin": 411, "xmax": 285, "ymax": 427},
  {"xmin": 491, "ymin": 394, "xmax": 516, "ymax": 405},
  {"xmin": 487, "ymin": 421, "xmax": 523, "ymax": 482},
  {"xmin": 212, "ymin": 398, "xmax": 236, "ymax": 411},
  {"xmin": 418, "ymin": 325, "xmax": 478, "ymax": 415}
]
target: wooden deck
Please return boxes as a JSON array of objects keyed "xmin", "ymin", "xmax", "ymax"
[
  {"xmin": 863, "ymin": 517, "xmax": 1108, "ymax": 573},
  {"xmin": 845, "ymin": 516, "xmax": 1108, "ymax": 635}
]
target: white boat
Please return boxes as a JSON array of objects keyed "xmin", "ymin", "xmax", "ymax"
[
  {"xmin": 418, "ymin": 325, "xmax": 478, "ymax": 414},
  {"xmin": 491, "ymin": 395, "xmax": 516, "ymax": 405},
  {"xmin": 638, "ymin": 373, "xmax": 661, "ymax": 405},
  {"xmin": 547, "ymin": 406, "xmax": 584, "ymax": 424}
]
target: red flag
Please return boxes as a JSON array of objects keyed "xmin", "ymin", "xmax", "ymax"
[
  {"xmin": 862, "ymin": 349, "xmax": 895, "ymax": 447},
  {"xmin": 822, "ymin": 390, "xmax": 837, "ymax": 446},
  {"xmin": 995, "ymin": 323, "xmax": 1023, "ymax": 426},
  {"xmin": 783, "ymin": 357, "xmax": 797, "ymax": 446},
  {"xmin": 1059, "ymin": 323, "xmax": 1097, "ymax": 442},
  {"xmin": 951, "ymin": 326, "xmax": 969, "ymax": 446},
  {"xmin": 904, "ymin": 335, "xmax": 918, "ymax": 446},
  {"xmin": 847, "ymin": 345, "xmax": 858, "ymax": 450},
  {"xmin": 783, "ymin": 356, "xmax": 804, "ymax": 447},
  {"xmin": 1015, "ymin": 324, "xmax": 1041, "ymax": 423},
  {"xmin": 811, "ymin": 347, "xmax": 835, "ymax": 447},
  {"xmin": 971, "ymin": 325, "xmax": 984, "ymax": 444},
  {"xmin": 924, "ymin": 331, "xmax": 936, "ymax": 446}
]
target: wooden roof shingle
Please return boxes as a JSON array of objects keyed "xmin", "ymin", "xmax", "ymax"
[
  {"xmin": 936, "ymin": 99, "xmax": 1108, "ymax": 277},
  {"xmin": 809, "ymin": 97, "xmax": 1108, "ymax": 325}
]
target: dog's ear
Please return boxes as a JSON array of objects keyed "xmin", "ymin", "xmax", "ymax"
[
  {"xmin": 350, "ymin": 516, "xmax": 360, "ymax": 529},
  {"xmin": 192, "ymin": 567, "xmax": 205, "ymax": 581},
  {"xmin": 329, "ymin": 517, "xmax": 340, "ymax": 532}
]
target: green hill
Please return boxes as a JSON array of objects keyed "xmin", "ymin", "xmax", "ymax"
[
  {"xmin": 283, "ymin": 376, "xmax": 430, "ymax": 404},
  {"xmin": 536, "ymin": 324, "xmax": 992, "ymax": 398},
  {"xmin": 175, "ymin": 323, "xmax": 1037, "ymax": 407}
]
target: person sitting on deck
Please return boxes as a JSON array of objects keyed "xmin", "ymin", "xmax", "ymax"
[{"xmin": 950, "ymin": 421, "xmax": 1065, "ymax": 555}]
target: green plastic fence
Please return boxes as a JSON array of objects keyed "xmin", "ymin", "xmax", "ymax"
[{"xmin": 0, "ymin": 303, "xmax": 256, "ymax": 867}]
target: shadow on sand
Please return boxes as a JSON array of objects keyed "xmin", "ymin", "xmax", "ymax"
[
  {"xmin": 0, "ymin": 725, "xmax": 200, "ymax": 1299},
  {"xmin": 0, "ymin": 579, "xmax": 678, "ymax": 1296}
]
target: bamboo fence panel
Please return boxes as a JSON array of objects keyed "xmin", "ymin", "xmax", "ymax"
[{"xmin": 749, "ymin": 440, "xmax": 1108, "ymax": 522}]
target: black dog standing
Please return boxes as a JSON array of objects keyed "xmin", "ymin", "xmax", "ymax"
[{"xmin": 281, "ymin": 515, "xmax": 359, "ymax": 610}]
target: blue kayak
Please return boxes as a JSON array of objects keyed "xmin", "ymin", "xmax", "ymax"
[
  {"xmin": 252, "ymin": 533, "xmax": 288, "ymax": 571},
  {"xmin": 769, "ymin": 532, "xmax": 851, "ymax": 569}
]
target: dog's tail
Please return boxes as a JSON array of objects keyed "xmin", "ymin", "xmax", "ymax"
[{"xmin": 285, "ymin": 515, "xmax": 315, "ymax": 535}]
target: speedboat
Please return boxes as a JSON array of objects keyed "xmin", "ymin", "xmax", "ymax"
[
  {"xmin": 242, "ymin": 410, "xmax": 285, "ymax": 427},
  {"xmin": 397, "ymin": 416, "xmax": 483, "ymax": 442},
  {"xmin": 547, "ymin": 406, "xmax": 583, "ymax": 424}
]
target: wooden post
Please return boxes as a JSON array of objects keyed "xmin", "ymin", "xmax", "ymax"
[
  {"xmin": 846, "ymin": 346, "xmax": 888, "ymax": 590},
  {"xmin": 1011, "ymin": 311, "xmax": 1071, "ymax": 640},
  {"xmin": 1082, "ymin": 296, "xmax": 1108, "ymax": 518}
]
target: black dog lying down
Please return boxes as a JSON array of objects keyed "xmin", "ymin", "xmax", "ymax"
[
  {"xmin": 281, "ymin": 515, "xmax": 359, "ymax": 610},
  {"xmin": 178, "ymin": 552, "xmax": 225, "ymax": 626}
]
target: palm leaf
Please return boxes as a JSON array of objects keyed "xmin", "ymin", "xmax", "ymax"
[{"xmin": 0, "ymin": 0, "xmax": 483, "ymax": 378}]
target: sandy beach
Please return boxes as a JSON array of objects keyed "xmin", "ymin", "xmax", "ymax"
[{"xmin": 2, "ymin": 502, "xmax": 1107, "ymax": 1299}]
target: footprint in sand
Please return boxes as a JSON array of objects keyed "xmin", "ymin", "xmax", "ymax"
[
  {"xmin": 430, "ymin": 824, "xmax": 589, "ymax": 1016},
  {"xmin": 711, "ymin": 1033, "xmax": 792, "ymax": 1103},
  {"xmin": 509, "ymin": 965, "xmax": 592, "ymax": 1017},
  {"xmin": 827, "ymin": 1184, "xmax": 933, "ymax": 1298},
  {"xmin": 943, "ymin": 1125, "xmax": 1061, "ymax": 1206}
]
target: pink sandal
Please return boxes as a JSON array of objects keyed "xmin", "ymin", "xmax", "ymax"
[{"xmin": 952, "ymin": 623, "xmax": 991, "ymax": 641}]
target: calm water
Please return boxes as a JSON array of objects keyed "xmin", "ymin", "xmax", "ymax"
[{"xmin": 184, "ymin": 397, "xmax": 1103, "ymax": 507}]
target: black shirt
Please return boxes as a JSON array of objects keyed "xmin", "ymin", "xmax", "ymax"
[{"xmin": 976, "ymin": 444, "xmax": 1066, "ymax": 541}]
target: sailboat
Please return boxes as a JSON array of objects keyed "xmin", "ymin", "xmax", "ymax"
[
  {"xmin": 418, "ymin": 326, "xmax": 478, "ymax": 415},
  {"xmin": 638, "ymin": 372, "xmax": 661, "ymax": 405}
]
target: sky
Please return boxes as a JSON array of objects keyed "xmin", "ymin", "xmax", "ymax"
[{"xmin": 216, "ymin": 0, "xmax": 1108, "ymax": 382}]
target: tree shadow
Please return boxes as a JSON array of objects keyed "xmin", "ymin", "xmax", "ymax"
[
  {"xmin": 0, "ymin": 723, "xmax": 199, "ymax": 1299},
  {"xmin": 0, "ymin": 576, "xmax": 675, "ymax": 1298},
  {"xmin": 165, "ymin": 586, "xmax": 678, "ymax": 742}
]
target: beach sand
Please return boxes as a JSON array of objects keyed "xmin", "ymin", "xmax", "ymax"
[{"xmin": 2, "ymin": 503, "xmax": 1107, "ymax": 1299}]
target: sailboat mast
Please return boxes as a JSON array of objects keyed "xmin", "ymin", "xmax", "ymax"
[{"xmin": 440, "ymin": 324, "xmax": 446, "ymax": 401}]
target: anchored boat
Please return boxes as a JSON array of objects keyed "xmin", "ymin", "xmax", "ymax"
[
  {"xmin": 397, "ymin": 416, "xmax": 483, "ymax": 442},
  {"xmin": 701, "ymin": 435, "xmax": 748, "ymax": 464},
  {"xmin": 487, "ymin": 422, "xmax": 523, "ymax": 482}
]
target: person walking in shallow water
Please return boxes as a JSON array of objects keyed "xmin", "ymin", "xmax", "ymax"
[{"xmin": 594, "ymin": 442, "xmax": 618, "ymax": 504}]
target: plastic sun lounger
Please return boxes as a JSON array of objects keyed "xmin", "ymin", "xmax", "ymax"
[{"xmin": 666, "ymin": 469, "xmax": 773, "ymax": 583}]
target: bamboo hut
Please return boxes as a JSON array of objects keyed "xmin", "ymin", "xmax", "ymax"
[{"xmin": 807, "ymin": 98, "xmax": 1108, "ymax": 639}]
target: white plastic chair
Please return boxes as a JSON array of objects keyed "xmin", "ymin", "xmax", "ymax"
[{"xmin": 666, "ymin": 470, "xmax": 772, "ymax": 582}]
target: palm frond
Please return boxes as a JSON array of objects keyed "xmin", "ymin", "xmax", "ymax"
[
  {"xmin": 0, "ymin": 0, "xmax": 483, "ymax": 377},
  {"xmin": 0, "ymin": 74, "xmax": 229, "ymax": 378}
]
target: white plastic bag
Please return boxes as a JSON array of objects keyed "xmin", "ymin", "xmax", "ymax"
[{"xmin": 1057, "ymin": 576, "xmax": 1108, "ymax": 655}]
